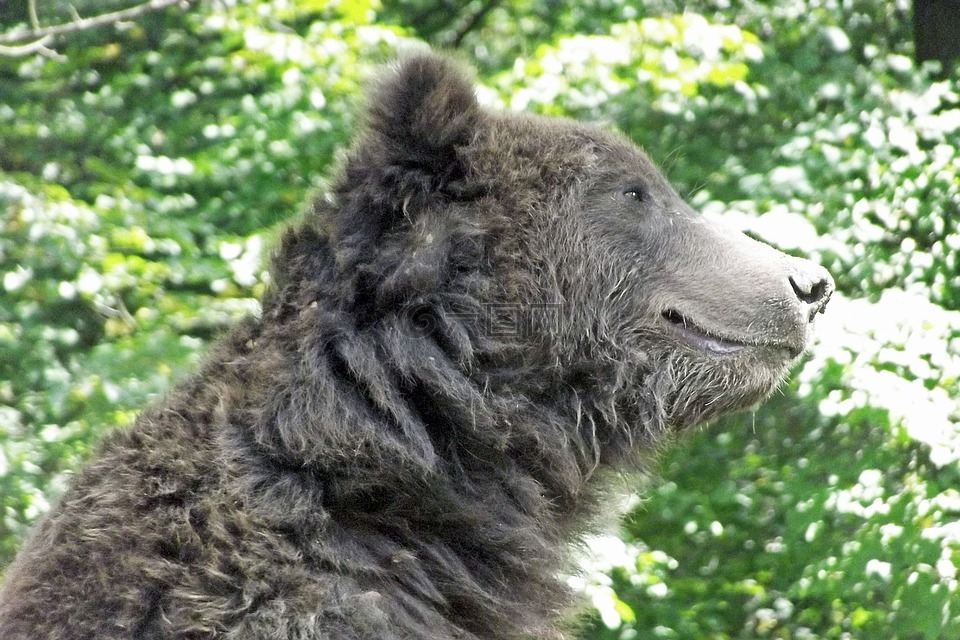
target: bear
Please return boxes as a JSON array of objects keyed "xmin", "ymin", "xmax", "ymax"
[{"xmin": 0, "ymin": 53, "xmax": 833, "ymax": 640}]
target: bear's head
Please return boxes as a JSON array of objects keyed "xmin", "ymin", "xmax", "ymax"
[{"xmin": 317, "ymin": 53, "xmax": 832, "ymax": 445}]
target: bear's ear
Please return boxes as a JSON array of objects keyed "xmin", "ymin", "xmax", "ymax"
[
  {"xmin": 330, "ymin": 54, "xmax": 485, "ymax": 305},
  {"xmin": 363, "ymin": 52, "xmax": 482, "ymax": 176}
]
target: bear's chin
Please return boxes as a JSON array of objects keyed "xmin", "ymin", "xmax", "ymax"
[{"xmin": 656, "ymin": 346, "xmax": 794, "ymax": 430}]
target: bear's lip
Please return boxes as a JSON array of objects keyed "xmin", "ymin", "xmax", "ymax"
[
  {"xmin": 660, "ymin": 309, "xmax": 752, "ymax": 356},
  {"xmin": 661, "ymin": 309, "xmax": 803, "ymax": 359}
]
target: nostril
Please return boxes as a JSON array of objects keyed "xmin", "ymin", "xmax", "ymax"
[
  {"xmin": 789, "ymin": 268, "xmax": 835, "ymax": 315},
  {"xmin": 791, "ymin": 276, "xmax": 827, "ymax": 304}
]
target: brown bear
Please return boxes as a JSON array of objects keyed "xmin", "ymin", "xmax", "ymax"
[{"xmin": 0, "ymin": 53, "xmax": 832, "ymax": 640}]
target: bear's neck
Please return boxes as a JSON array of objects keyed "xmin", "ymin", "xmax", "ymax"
[{"xmin": 223, "ymin": 280, "xmax": 660, "ymax": 639}]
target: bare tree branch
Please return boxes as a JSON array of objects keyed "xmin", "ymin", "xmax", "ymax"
[
  {"xmin": 0, "ymin": 0, "xmax": 195, "ymax": 46},
  {"xmin": 0, "ymin": 37, "xmax": 55, "ymax": 57}
]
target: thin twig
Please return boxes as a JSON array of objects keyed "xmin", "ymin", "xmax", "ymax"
[
  {"xmin": 442, "ymin": 0, "xmax": 502, "ymax": 49},
  {"xmin": 28, "ymin": 0, "xmax": 41, "ymax": 30},
  {"xmin": 0, "ymin": 0, "xmax": 193, "ymax": 46}
]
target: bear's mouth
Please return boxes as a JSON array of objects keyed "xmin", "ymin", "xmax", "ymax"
[{"xmin": 661, "ymin": 309, "xmax": 749, "ymax": 355}]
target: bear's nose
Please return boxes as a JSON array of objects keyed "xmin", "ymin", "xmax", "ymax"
[{"xmin": 788, "ymin": 263, "xmax": 834, "ymax": 322}]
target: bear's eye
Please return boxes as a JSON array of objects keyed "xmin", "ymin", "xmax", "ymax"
[{"xmin": 622, "ymin": 184, "xmax": 647, "ymax": 202}]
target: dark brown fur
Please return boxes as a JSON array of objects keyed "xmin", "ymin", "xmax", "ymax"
[{"xmin": 0, "ymin": 54, "xmax": 832, "ymax": 639}]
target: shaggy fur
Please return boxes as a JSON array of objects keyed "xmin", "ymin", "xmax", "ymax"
[{"xmin": 0, "ymin": 54, "xmax": 833, "ymax": 640}]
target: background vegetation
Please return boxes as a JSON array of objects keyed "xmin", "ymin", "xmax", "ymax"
[{"xmin": 1, "ymin": 1, "xmax": 958, "ymax": 638}]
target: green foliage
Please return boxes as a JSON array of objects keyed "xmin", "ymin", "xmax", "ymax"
[{"xmin": 1, "ymin": 1, "xmax": 958, "ymax": 638}]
